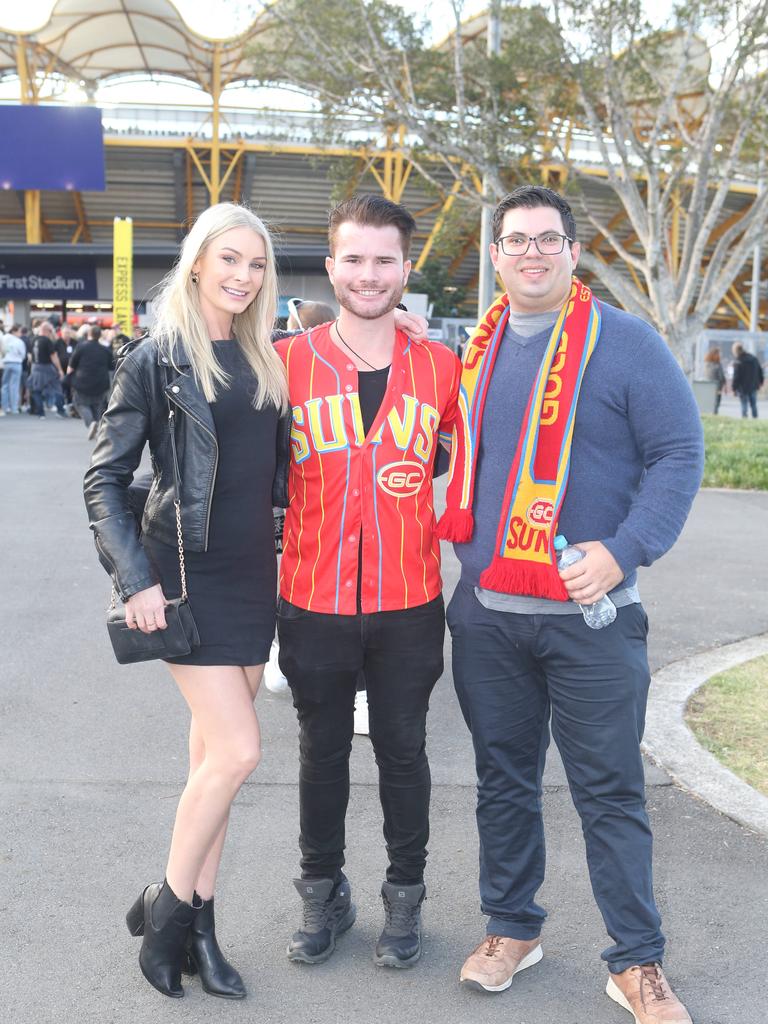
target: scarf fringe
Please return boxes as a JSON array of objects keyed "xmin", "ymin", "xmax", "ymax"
[
  {"xmin": 436, "ymin": 508, "xmax": 474, "ymax": 542},
  {"xmin": 479, "ymin": 557, "xmax": 569, "ymax": 601}
]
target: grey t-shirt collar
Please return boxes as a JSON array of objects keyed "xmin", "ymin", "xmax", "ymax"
[{"xmin": 506, "ymin": 308, "xmax": 560, "ymax": 339}]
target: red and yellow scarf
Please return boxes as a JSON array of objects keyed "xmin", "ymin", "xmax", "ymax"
[{"xmin": 436, "ymin": 277, "xmax": 601, "ymax": 599}]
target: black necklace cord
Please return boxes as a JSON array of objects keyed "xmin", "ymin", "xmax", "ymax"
[{"xmin": 334, "ymin": 320, "xmax": 385, "ymax": 372}]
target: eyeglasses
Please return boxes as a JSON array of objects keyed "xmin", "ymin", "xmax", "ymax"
[
  {"xmin": 287, "ymin": 297, "xmax": 304, "ymax": 327},
  {"xmin": 495, "ymin": 232, "xmax": 573, "ymax": 257}
]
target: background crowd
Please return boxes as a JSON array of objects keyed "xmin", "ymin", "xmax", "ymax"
[{"xmin": 0, "ymin": 319, "xmax": 144, "ymax": 434}]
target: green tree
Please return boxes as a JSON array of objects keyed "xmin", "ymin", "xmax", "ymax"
[
  {"xmin": 250, "ymin": 0, "xmax": 556, "ymax": 198},
  {"xmin": 415, "ymin": 259, "xmax": 468, "ymax": 316},
  {"xmin": 545, "ymin": 0, "xmax": 768, "ymax": 369},
  {"xmin": 252, "ymin": 0, "xmax": 768, "ymax": 369}
]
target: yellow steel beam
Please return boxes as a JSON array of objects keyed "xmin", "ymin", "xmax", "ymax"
[
  {"xmin": 722, "ymin": 288, "xmax": 751, "ymax": 328},
  {"xmin": 186, "ymin": 149, "xmax": 194, "ymax": 223},
  {"xmin": 231, "ymin": 148, "xmax": 245, "ymax": 202},
  {"xmin": 726, "ymin": 282, "xmax": 751, "ymax": 320},
  {"xmin": 389, "ymin": 125, "xmax": 414, "ymax": 203},
  {"xmin": 626, "ymin": 261, "xmax": 647, "ymax": 295},
  {"xmin": 414, "ymin": 176, "xmax": 465, "ymax": 272},
  {"xmin": 186, "ymin": 144, "xmax": 212, "ymax": 192},
  {"xmin": 15, "ymin": 35, "xmax": 36, "ymax": 103},
  {"xmin": 17, "ymin": 36, "xmax": 42, "ymax": 244},
  {"xmin": 368, "ymin": 160, "xmax": 388, "ymax": 195},
  {"xmin": 24, "ymin": 189, "xmax": 41, "ymax": 244},
  {"xmin": 448, "ymin": 231, "xmax": 480, "ymax": 275},
  {"xmin": 210, "ymin": 43, "xmax": 222, "ymax": 204},
  {"xmin": 218, "ymin": 145, "xmax": 244, "ymax": 195},
  {"xmin": 71, "ymin": 191, "xmax": 92, "ymax": 244},
  {"xmin": 588, "ymin": 208, "xmax": 629, "ymax": 253}
]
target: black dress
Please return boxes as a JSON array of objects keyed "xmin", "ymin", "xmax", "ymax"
[{"xmin": 143, "ymin": 340, "xmax": 278, "ymax": 666}]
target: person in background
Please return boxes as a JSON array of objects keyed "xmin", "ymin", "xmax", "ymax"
[
  {"xmin": 439, "ymin": 185, "xmax": 703, "ymax": 1024},
  {"xmin": 263, "ymin": 296, "xmax": 337, "ymax": 699},
  {"xmin": 286, "ymin": 298, "xmax": 336, "ymax": 331},
  {"xmin": 59, "ymin": 324, "xmax": 77, "ymax": 413},
  {"xmin": 68, "ymin": 324, "xmax": 116, "ymax": 438},
  {"xmin": 29, "ymin": 321, "xmax": 66, "ymax": 418},
  {"xmin": 703, "ymin": 347, "xmax": 726, "ymax": 414},
  {"xmin": 0, "ymin": 324, "xmax": 27, "ymax": 415},
  {"xmin": 19, "ymin": 325, "xmax": 32, "ymax": 411},
  {"xmin": 731, "ymin": 342, "xmax": 764, "ymax": 418}
]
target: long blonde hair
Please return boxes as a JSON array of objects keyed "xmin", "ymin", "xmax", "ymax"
[{"xmin": 151, "ymin": 203, "xmax": 288, "ymax": 411}]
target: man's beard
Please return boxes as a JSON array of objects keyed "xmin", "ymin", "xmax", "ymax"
[{"xmin": 333, "ymin": 282, "xmax": 404, "ymax": 320}]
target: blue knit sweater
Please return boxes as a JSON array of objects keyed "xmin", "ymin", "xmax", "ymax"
[{"xmin": 455, "ymin": 301, "xmax": 705, "ymax": 594}]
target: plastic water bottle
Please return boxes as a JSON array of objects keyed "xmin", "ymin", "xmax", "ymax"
[{"xmin": 553, "ymin": 534, "xmax": 617, "ymax": 630}]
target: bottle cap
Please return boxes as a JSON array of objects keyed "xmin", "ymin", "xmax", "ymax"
[{"xmin": 553, "ymin": 534, "xmax": 568, "ymax": 551}]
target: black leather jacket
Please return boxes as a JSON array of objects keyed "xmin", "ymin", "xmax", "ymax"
[{"xmin": 83, "ymin": 336, "xmax": 290, "ymax": 600}]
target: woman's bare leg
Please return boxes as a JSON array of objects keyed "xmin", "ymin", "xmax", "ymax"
[
  {"xmin": 188, "ymin": 665, "xmax": 265, "ymax": 900},
  {"xmin": 163, "ymin": 664, "xmax": 264, "ymax": 903}
]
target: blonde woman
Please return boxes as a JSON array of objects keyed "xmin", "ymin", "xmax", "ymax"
[{"xmin": 84, "ymin": 203, "xmax": 289, "ymax": 1000}]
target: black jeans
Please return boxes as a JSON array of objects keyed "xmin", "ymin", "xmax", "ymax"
[
  {"xmin": 277, "ymin": 595, "xmax": 445, "ymax": 884},
  {"xmin": 73, "ymin": 389, "xmax": 108, "ymax": 428}
]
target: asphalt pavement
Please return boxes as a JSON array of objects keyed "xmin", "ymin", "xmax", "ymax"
[{"xmin": 1, "ymin": 413, "xmax": 767, "ymax": 1024}]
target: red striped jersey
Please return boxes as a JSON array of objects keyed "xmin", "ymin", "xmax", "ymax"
[{"xmin": 276, "ymin": 324, "xmax": 461, "ymax": 614}]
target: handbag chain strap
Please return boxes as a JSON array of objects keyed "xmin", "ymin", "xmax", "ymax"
[{"xmin": 167, "ymin": 401, "xmax": 188, "ymax": 602}]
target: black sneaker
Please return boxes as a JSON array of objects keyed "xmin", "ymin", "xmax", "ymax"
[
  {"xmin": 286, "ymin": 874, "xmax": 356, "ymax": 964},
  {"xmin": 373, "ymin": 881, "xmax": 425, "ymax": 968}
]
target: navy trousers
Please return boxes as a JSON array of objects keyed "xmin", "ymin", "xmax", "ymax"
[{"xmin": 447, "ymin": 580, "xmax": 664, "ymax": 973}]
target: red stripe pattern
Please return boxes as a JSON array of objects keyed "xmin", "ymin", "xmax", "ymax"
[{"xmin": 276, "ymin": 324, "xmax": 461, "ymax": 614}]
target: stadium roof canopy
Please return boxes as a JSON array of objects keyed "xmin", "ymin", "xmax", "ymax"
[{"xmin": 0, "ymin": 0, "xmax": 278, "ymax": 94}]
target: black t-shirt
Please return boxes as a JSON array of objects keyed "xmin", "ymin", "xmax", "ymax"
[
  {"xmin": 69, "ymin": 340, "xmax": 115, "ymax": 395},
  {"xmin": 357, "ymin": 366, "xmax": 390, "ymax": 435},
  {"xmin": 356, "ymin": 366, "xmax": 390, "ymax": 610},
  {"xmin": 32, "ymin": 335, "xmax": 56, "ymax": 365}
]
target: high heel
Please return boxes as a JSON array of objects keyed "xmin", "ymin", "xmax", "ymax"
[
  {"xmin": 126, "ymin": 880, "xmax": 194, "ymax": 998},
  {"xmin": 184, "ymin": 894, "xmax": 246, "ymax": 999},
  {"xmin": 126, "ymin": 893, "xmax": 146, "ymax": 936}
]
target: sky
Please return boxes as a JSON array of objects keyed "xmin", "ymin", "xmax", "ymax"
[{"xmin": 0, "ymin": 0, "xmax": 487, "ymax": 39}]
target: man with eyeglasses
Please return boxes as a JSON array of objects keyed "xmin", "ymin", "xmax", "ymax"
[{"xmin": 437, "ymin": 185, "xmax": 703, "ymax": 1023}]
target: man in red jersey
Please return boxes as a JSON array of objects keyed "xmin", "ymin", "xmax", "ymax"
[{"xmin": 275, "ymin": 195, "xmax": 460, "ymax": 970}]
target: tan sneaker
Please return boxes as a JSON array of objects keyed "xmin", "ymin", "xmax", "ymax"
[
  {"xmin": 606, "ymin": 963, "xmax": 693, "ymax": 1023},
  {"xmin": 459, "ymin": 935, "xmax": 542, "ymax": 992}
]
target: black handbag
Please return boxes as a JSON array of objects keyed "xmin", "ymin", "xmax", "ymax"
[{"xmin": 106, "ymin": 400, "xmax": 200, "ymax": 664}]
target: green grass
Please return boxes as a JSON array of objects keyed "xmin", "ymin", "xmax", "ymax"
[
  {"xmin": 702, "ymin": 416, "xmax": 768, "ymax": 490},
  {"xmin": 685, "ymin": 654, "xmax": 768, "ymax": 797}
]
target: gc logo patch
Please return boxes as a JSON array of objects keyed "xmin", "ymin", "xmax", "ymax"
[
  {"xmin": 377, "ymin": 461, "xmax": 426, "ymax": 497},
  {"xmin": 526, "ymin": 498, "xmax": 554, "ymax": 527}
]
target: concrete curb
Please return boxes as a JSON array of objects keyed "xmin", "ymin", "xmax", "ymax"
[{"xmin": 643, "ymin": 634, "xmax": 768, "ymax": 837}]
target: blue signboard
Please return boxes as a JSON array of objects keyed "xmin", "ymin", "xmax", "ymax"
[
  {"xmin": 0, "ymin": 263, "xmax": 98, "ymax": 299},
  {"xmin": 0, "ymin": 106, "xmax": 105, "ymax": 191}
]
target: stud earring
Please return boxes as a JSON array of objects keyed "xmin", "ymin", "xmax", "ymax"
[{"xmin": 191, "ymin": 272, "xmax": 199, "ymax": 284}]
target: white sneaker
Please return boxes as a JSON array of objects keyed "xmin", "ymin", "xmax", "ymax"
[
  {"xmin": 263, "ymin": 638, "xmax": 290, "ymax": 695},
  {"xmin": 353, "ymin": 690, "xmax": 369, "ymax": 735}
]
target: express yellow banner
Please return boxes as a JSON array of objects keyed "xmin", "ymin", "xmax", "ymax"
[{"xmin": 113, "ymin": 217, "xmax": 133, "ymax": 333}]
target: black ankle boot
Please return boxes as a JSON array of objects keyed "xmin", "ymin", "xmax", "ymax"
[
  {"xmin": 183, "ymin": 894, "xmax": 246, "ymax": 999},
  {"xmin": 125, "ymin": 880, "xmax": 194, "ymax": 997},
  {"xmin": 374, "ymin": 881, "xmax": 426, "ymax": 968}
]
